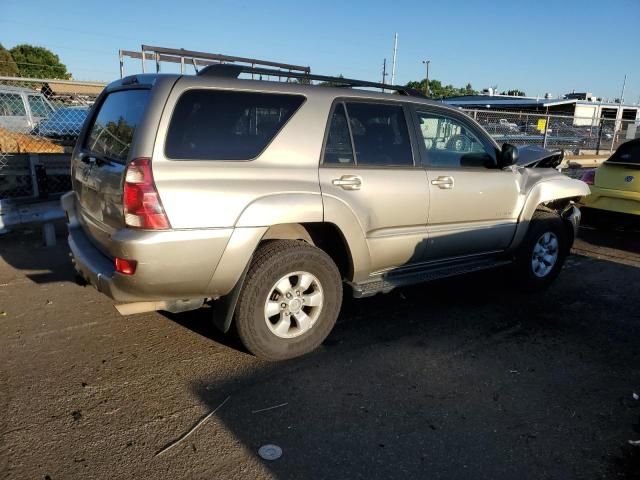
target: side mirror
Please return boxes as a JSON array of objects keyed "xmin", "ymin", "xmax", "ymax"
[{"xmin": 499, "ymin": 143, "xmax": 519, "ymax": 168}]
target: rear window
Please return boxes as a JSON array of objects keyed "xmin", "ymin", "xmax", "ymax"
[
  {"xmin": 165, "ymin": 90, "xmax": 305, "ymax": 160},
  {"xmin": 607, "ymin": 140, "xmax": 640, "ymax": 165},
  {"xmin": 85, "ymin": 89, "xmax": 150, "ymax": 163}
]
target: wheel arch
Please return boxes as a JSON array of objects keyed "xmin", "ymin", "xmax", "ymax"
[{"xmin": 510, "ymin": 177, "xmax": 588, "ymax": 250}]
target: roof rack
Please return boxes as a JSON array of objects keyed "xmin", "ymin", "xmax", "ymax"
[
  {"xmin": 118, "ymin": 45, "xmax": 425, "ymax": 98},
  {"xmin": 197, "ymin": 64, "xmax": 426, "ymax": 98},
  {"xmin": 119, "ymin": 45, "xmax": 310, "ymax": 77}
]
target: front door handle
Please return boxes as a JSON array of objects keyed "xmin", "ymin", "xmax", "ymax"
[
  {"xmin": 332, "ymin": 175, "xmax": 362, "ymax": 190},
  {"xmin": 431, "ymin": 176, "xmax": 454, "ymax": 189}
]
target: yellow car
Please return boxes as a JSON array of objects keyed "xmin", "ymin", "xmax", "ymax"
[{"xmin": 581, "ymin": 138, "xmax": 640, "ymax": 216}]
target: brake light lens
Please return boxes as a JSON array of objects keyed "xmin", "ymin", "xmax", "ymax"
[
  {"xmin": 123, "ymin": 158, "xmax": 171, "ymax": 229},
  {"xmin": 115, "ymin": 257, "xmax": 137, "ymax": 275},
  {"xmin": 581, "ymin": 169, "xmax": 596, "ymax": 186}
]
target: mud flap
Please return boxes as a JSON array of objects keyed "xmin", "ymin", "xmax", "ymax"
[{"xmin": 212, "ymin": 261, "xmax": 251, "ymax": 333}]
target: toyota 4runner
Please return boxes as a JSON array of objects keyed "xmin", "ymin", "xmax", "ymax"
[{"xmin": 62, "ymin": 65, "xmax": 589, "ymax": 360}]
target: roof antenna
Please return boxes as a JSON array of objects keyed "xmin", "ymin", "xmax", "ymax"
[{"xmin": 191, "ymin": 58, "xmax": 199, "ymax": 74}]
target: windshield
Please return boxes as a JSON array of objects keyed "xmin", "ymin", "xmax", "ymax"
[{"xmin": 84, "ymin": 89, "xmax": 150, "ymax": 163}]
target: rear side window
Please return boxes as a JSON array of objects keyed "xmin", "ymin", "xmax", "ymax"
[
  {"xmin": 0, "ymin": 94, "xmax": 26, "ymax": 116},
  {"xmin": 85, "ymin": 89, "xmax": 150, "ymax": 163},
  {"xmin": 345, "ymin": 102, "xmax": 413, "ymax": 167},
  {"xmin": 165, "ymin": 90, "xmax": 305, "ymax": 160}
]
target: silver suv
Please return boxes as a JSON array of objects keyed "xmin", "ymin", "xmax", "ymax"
[{"xmin": 61, "ymin": 66, "xmax": 589, "ymax": 360}]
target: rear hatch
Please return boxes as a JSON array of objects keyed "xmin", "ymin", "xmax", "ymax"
[
  {"xmin": 596, "ymin": 140, "xmax": 640, "ymax": 192},
  {"xmin": 71, "ymin": 87, "xmax": 151, "ymax": 251}
]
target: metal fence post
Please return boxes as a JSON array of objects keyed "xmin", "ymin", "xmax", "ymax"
[
  {"xmin": 542, "ymin": 115, "xmax": 550, "ymax": 149},
  {"xmin": 29, "ymin": 154, "xmax": 39, "ymax": 199},
  {"xmin": 596, "ymin": 122, "xmax": 604, "ymax": 156}
]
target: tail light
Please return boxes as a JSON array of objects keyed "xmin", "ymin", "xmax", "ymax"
[
  {"xmin": 581, "ymin": 169, "xmax": 596, "ymax": 186},
  {"xmin": 123, "ymin": 158, "xmax": 171, "ymax": 229}
]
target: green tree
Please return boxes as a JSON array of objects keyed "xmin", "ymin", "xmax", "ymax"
[
  {"xmin": 9, "ymin": 44, "xmax": 71, "ymax": 79},
  {"xmin": 406, "ymin": 78, "xmax": 477, "ymax": 98},
  {"xmin": 500, "ymin": 89, "xmax": 526, "ymax": 96},
  {"xmin": 318, "ymin": 74, "xmax": 345, "ymax": 87},
  {"xmin": 0, "ymin": 43, "xmax": 19, "ymax": 76}
]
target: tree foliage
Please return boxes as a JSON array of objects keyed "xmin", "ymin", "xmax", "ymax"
[
  {"xmin": 9, "ymin": 44, "xmax": 71, "ymax": 79},
  {"xmin": 405, "ymin": 78, "xmax": 477, "ymax": 98},
  {"xmin": 500, "ymin": 89, "xmax": 526, "ymax": 96},
  {"xmin": 0, "ymin": 43, "xmax": 19, "ymax": 76}
]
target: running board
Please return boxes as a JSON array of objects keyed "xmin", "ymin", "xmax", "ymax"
[{"xmin": 350, "ymin": 256, "xmax": 512, "ymax": 298}]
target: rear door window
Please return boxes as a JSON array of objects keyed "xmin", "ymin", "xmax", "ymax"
[
  {"xmin": 165, "ymin": 90, "xmax": 305, "ymax": 160},
  {"xmin": 344, "ymin": 102, "xmax": 413, "ymax": 167},
  {"xmin": 84, "ymin": 89, "xmax": 150, "ymax": 163}
]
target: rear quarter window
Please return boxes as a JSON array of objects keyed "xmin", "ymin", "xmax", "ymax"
[{"xmin": 165, "ymin": 89, "xmax": 305, "ymax": 160}]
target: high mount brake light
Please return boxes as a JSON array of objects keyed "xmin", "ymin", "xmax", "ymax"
[{"xmin": 123, "ymin": 158, "xmax": 171, "ymax": 229}]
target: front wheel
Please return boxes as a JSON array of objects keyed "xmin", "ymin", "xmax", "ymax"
[
  {"xmin": 513, "ymin": 210, "xmax": 569, "ymax": 289},
  {"xmin": 233, "ymin": 240, "xmax": 342, "ymax": 361}
]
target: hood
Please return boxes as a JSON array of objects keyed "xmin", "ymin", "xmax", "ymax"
[{"xmin": 516, "ymin": 145, "xmax": 564, "ymax": 168}]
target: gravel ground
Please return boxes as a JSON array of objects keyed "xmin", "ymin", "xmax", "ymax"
[{"xmin": 1, "ymin": 221, "xmax": 639, "ymax": 480}]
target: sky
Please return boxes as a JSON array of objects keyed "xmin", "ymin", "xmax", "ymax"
[{"xmin": 2, "ymin": 0, "xmax": 639, "ymax": 103}]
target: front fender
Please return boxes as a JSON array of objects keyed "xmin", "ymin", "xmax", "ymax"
[{"xmin": 511, "ymin": 177, "xmax": 589, "ymax": 248}]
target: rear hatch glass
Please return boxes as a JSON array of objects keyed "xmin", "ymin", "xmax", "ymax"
[
  {"xmin": 84, "ymin": 89, "xmax": 150, "ymax": 163},
  {"xmin": 73, "ymin": 88, "xmax": 150, "ymax": 237}
]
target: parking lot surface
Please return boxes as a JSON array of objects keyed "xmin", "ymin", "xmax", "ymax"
[{"xmin": 1, "ymin": 222, "xmax": 639, "ymax": 480}]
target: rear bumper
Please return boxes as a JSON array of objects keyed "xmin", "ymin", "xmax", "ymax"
[
  {"xmin": 61, "ymin": 191, "xmax": 233, "ymax": 303},
  {"xmin": 580, "ymin": 186, "xmax": 640, "ymax": 215}
]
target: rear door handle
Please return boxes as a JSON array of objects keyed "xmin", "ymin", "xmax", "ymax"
[
  {"xmin": 431, "ymin": 176, "xmax": 454, "ymax": 189},
  {"xmin": 332, "ymin": 175, "xmax": 362, "ymax": 190}
]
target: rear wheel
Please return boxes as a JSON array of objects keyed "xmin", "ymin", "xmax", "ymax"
[
  {"xmin": 513, "ymin": 210, "xmax": 568, "ymax": 289},
  {"xmin": 234, "ymin": 240, "xmax": 342, "ymax": 361}
]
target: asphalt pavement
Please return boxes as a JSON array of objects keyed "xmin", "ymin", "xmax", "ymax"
[{"xmin": 1, "ymin": 221, "xmax": 639, "ymax": 480}]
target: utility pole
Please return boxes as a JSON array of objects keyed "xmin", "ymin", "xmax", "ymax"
[
  {"xmin": 620, "ymin": 74, "xmax": 627, "ymax": 105},
  {"xmin": 391, "ymin": 33, "xmax": 398, "ymax": 85},
  {"xmin": 422, "ymin": 60, "xmax": 430, "ymax": 96},
  {"xmin": 381, "ymin": 58, "xmax": 388, "ymax": 84}
]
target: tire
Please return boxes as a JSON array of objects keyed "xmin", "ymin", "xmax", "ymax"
[
  {"xmin": 233, "ymin": 240, "xmax": 342, "ymax": 361},
  {"xmin": 513, "ymin": 210, "xmax": 568, "ymax": 289}
]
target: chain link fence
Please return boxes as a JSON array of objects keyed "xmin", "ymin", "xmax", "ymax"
[
  {"xmin": 0, "ymin": 76, "xmax": 106, "ymax": 201},
  {"xmin": 1, "ymin": 74, "xmax": 639, "ymax": 204},
  {"xmin": 461, "ymin": 109, "xmax": 640, "ymax": 154}
]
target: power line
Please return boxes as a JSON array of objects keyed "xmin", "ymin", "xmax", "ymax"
[{"xmin": 0, "ymin": 59, "xmax": 114, "ymax": 76}]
